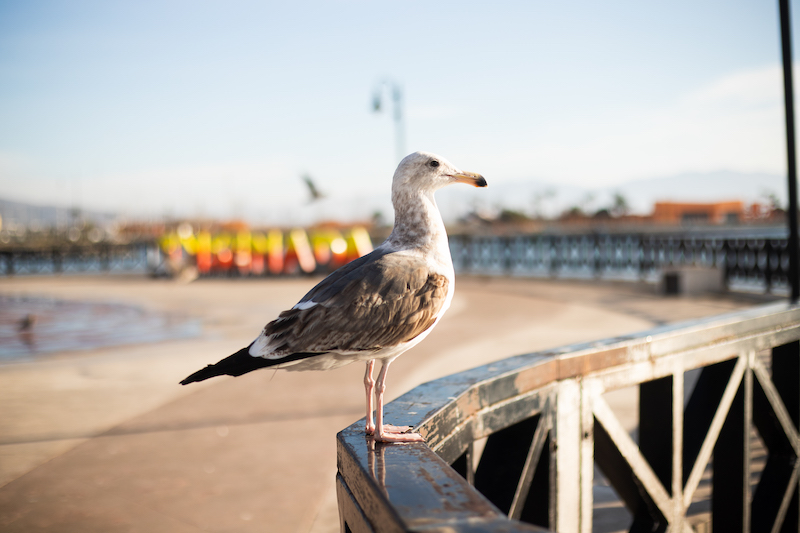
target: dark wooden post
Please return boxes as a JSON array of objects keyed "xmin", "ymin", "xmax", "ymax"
[{"xmin": 779, "ymin": 0, "xmax": 800, "ymax": 303}]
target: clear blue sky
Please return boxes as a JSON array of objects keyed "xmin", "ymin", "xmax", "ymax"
[{"xmin": 0, "ymin": 1, "xmax": 795, "ymax": 223}]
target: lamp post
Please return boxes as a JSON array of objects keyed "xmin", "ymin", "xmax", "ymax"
[
  {"xmin": 372, "ymin": 79, "xmax": 406, "ymax": 164},
  {"xmin": 779, "ymin": 0, "xmax": 800, "ymax": 303}
]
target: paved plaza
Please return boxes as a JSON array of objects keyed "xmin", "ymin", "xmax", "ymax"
[{"xmin": 0, "ymin": 274, "xmax": 776, "ymax": 532}]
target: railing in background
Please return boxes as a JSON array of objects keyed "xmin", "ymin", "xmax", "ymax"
[
  {"xmin": 450, "ymin": 230, "xmax": 794, "ymax": 294},
  {"xmin": 0, "ymin": 226, "xmax": 375, "ymax": 278},
  {"xmin": 3, "ymin": 230, "xmax": 795, "ymax": 291},
  {"xmin": 0, "ymin": 243, "xmax": 153, "ymax": 276},
  {"xmin": 337, "ymin": 302, "xmax": 800, "ymax": 532}
]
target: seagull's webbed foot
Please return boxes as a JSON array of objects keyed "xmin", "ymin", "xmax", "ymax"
[
  {"xmin": 381, "ymin": 424, "xmax": 413, "ymax": 434},
  {"xmin": 366, "ymin": 424, "xmax": 415, "ymax": 437},
  {"xmin": 374, "ymin": 428, "xmax": 425, "ymax": 443}
]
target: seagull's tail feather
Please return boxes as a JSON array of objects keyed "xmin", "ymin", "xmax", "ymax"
[{"xmin": 179, "ymin": 346, "xmax": 322, "ymax": 385}]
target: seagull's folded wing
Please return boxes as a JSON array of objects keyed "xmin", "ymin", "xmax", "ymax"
[{"xmin": 253, "ymin": 249, "xmax": 449, "ymax": 358}]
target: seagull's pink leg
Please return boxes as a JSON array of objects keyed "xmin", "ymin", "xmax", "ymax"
[
  {"xmin": 364, "ymin": 360, "xmax": 375, "ymax": 435},
  {"xmin": 374, "ymin": 359, "xmax": 424, "ymax": 443}
]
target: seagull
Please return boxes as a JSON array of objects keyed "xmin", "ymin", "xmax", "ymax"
[
  {"xmin": 180, "ymin": 151, "xmax": 486, "ymax": 442},
  {"xmin": 18, "ymin": 313, "xmax": 37, "ymax": 332},
  {"xmin": 301, "ymin": 173, "xmax": 326, "ymax": 202}
]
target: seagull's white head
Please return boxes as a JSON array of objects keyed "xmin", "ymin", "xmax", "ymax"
[{"xmin": 391, "ymin": 151, "xmax": 486, "ymax": 197}]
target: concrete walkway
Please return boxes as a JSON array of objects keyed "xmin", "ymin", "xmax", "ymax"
[{"xmin": 0, "ymin": 275, "xmax": 775, "ymax": 532}]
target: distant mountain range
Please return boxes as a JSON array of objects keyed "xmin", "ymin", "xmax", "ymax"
[{"xmin": 1, "ymin": 170, "xmax": 791, "ymax": 228}]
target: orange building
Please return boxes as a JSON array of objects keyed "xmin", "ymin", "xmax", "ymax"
[{"xmin": 652, "ymin": 201, "xmax": 744, "ymax": 225}]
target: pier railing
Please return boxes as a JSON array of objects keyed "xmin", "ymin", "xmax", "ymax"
[
  {"xmin": 450, "ymin": 232, "xmax": 793, "ymax": 294},
  {"xmin": 3, "ymin": 231, "xmax": 792, "ymax": 292},
  {"xmin": 0, "ymin": 243, "xmax": 153, "ymax": 276},
  {"xmin": 336, "ymin": 302, "xmax": 800, "ymax": 532}
]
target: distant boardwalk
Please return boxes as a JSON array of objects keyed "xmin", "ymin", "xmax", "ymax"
[
  {"xmin": 451, "ymin": 227, "xmax": 793, "ymax": 294},
  {"xmin": 0, "ymin": 243, "xmax": 152, "ymax": 276},
  {"xmin": 1, "ymin": 228, "xmax": 793, "ymax": 297}
]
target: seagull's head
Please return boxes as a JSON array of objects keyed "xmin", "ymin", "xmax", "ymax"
[{"xmin": 392, "ymin": 151, "xmax": 486, "ymax": 196}]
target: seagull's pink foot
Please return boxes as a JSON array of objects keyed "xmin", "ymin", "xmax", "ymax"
[
  {"xmin": 375, "ymin": 430, "xmax": 425, "ymax": 443},
  {"xmin": 366, "ymin": 424, "xmax": 410, "ymax": 436},
  {"xmin": 381, "ymin": 424, "xmax": 414, "ymax": 434}
]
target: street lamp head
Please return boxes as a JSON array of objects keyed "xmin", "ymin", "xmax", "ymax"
[{"xmin": 371, "ymin": 78, "xmax": 405, "ymax": 163}]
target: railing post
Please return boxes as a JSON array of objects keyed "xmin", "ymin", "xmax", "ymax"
[
  {"xmin": 503, "ymin": 237, "xmax": 513, "ymax": 274},
  {"xmin": 593, "ymin": 234, "xmax": 601, "ymax": 278},
  {"xmin": 553, "ymin": 378, "xmax": 593, "ymax": 533},
  {"xmin": 765, "ymin": 239, "xmax": 775, "ymax": 293},
  {"xmin": 638, "ymin": 235, "xmax": 647, "ymax": 280},
  {"xmin": 100, "ymin": 244, "xmax": 111, "ymax": 272},
  {"xmin": 1, "ymin": 251, "xmax": 11, "ymax": 276},
  {"xmin": 52, "ymin": 247, "xmax": 62, "ymax": 273},
  {"xmin": 549, "ymin": 236, "xmax": 558, "ymax": 277},
  {"xmin": 722, "ymin": 239, "xmax": 732, "ymax": 289}
]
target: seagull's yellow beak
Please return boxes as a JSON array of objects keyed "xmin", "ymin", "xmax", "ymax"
[{"xmin": 450, "ymin": 171, "xmax": 487, "ymax": 188}]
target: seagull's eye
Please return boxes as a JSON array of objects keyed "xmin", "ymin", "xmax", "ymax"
[{"xmin": 429, "ymin": 160, "xmax": 439, "ymax": 168}]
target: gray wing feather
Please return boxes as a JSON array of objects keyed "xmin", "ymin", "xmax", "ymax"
[{"xmin": 262, "ymin": 250, "xmax": 449, "ymax": 355}]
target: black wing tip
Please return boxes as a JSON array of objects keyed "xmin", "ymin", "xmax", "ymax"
[
  {"xmin": 179, "ymin": 375, "xmax": 198, "ymax": 385},
  {"xmin": 179, "ymin": 346, "xmax": 328, "ymax": 386},
  {"xmin": 179, "ymin": 364, "xmax": 217, "ymax": 385},
  {"xmin": 178, "ymin": 344, "xmax": 277, "ymax": 386}
]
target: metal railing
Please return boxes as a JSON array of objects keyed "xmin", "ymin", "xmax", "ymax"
[
  {"xmin": 0, "ymin": 243, "xmax": 153, "ymax": 276},
  {"xmin": 337, "ymin": 302, "xmax": 800, "ymax": 532},
  {"xmin": 450, "ymin": 232, "xmax": 794, "ymax": 294}
]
